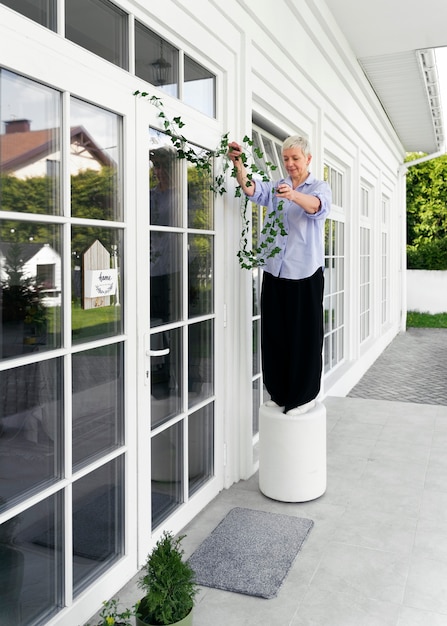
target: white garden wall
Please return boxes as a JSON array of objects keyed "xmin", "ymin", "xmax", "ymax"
[{"xmin": 407, "ymin": 270, "xmax": 447, "ymax": 313}]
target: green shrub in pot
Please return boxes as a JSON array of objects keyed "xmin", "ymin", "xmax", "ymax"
[{"xmin": 136, "ymin": 531, "xmax": 198, "ymax": 626}]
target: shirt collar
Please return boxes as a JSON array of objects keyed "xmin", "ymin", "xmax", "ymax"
[{"xmin": 285, "ymin": 172, "xmax": 315, "ymax": 189}]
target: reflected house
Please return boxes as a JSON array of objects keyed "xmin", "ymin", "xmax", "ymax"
[
  {"xmin": 0, "ymin": 117, "xmax": 115, "ymax": 178},
  {"xmin": 0, "ymin": 241, "xmax": 61, "ymax": 306}
]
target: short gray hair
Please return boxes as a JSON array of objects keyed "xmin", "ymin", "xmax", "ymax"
[{"xmin": 282, "ymin": 135, "xmax": 311, "ymax": 156}]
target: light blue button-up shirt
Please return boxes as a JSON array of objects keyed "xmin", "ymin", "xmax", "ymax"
[{"xmin": 250, "ymin": 173, "xmax": 331, "ymax": 279}]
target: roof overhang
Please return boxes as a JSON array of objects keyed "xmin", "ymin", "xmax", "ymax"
[{"xmin": 325, "ymin": 0, "xmax": 447, "ymax": 153}]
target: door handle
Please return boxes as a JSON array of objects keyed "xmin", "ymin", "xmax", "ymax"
[{"xmin": 146, "ymin": 348, "xmax": 170, "ymax": 357}]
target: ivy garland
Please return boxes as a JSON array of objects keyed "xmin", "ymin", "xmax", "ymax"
[{"xmin": 134, "ymin": 90, "xmax": 286, "ymax": 269}]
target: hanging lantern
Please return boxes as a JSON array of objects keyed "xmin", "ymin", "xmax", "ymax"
[{"xmin": 151, "ymin": 41, "xmax": 171, "ymax": 86}]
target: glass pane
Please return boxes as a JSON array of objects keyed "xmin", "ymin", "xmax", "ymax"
[
  {"xmin": 252, "ymin": 379, "xmax": 260, "ymax": 436},
  {"xmin": 65, "ymin": 0, "xmax": 128, "ymax": 69},
  {"xmin": 252, "ymin": 267, "xmax": 261, "ymax": 316},
  {"xmin": 150, "ymin": 231, "xmax": 182, "ymax": 326},
  {"xmin": 188, "ymin": 319, "xmax": 213, "ymax": 408},
  {"xmin": 324, "ymin": 334, "xmax": 330, "ymax": 370},
  {"xmin": 252, "ymin": 319, "xmax": 260, "ymax": 374},
  {"xmin": 1, "ymin": 221, "xmax": 62, "ymax": 359},
  {"xmin": 70, "ymin": 97, "xmax": 122, "ymax": 221},
  {"xmin": 72, "ymin": 343, "xmax": 124, "ymax": 468},
  {"xmin": 187, "ymin": 150, "xmax": 213, "ymax": 230},
  {"xmin": 151, "ymin": 422, "xmax": 182, "ymax": 529},
  {"xmin": 0, "ymin": 70, "xmax": 61, "ymax": 215},
  {"xmin": 71, "ymin": 226, "xmax": 123, "ymax": 344},
  {"xmin": 73, "ymin": 457, "xmax": 124, "ymax": 594},
  {"xmin": 184, "ymin": 55, "xmax": 216, "ymax": 118},
  {"xmin": 252, "ymin": 131, "xmax": 266, "ymax": 172},
  {"xmin": 261, "ymin": 138, "xmax": 277, "ymax": 170},
  {"xmin": 151, "ymin": 327, "xmax": 182, "ymax": 429},
  {"xmin": 0, "ymin": 493, "xmax": 63, "ymax": 625},
  {"xmin": 0, "ymin": 0, "xmax": 56, "ymax": 29},
  {"xmin": 188, "ymin": 233, "xmax": 213, "ymax": 317},
  {"xmin": 323, "ymin": 295, "xmax": 330, "ymax": 335},
  {"xmin": 149, "ymin": 131, "xmax": 181, "ymax": 227},
  {"xmin": 135, "ymin": 24, "xmax": 179, "ymax": 98},
  {"xmin": 0, "ymin": 359, "xmax": 62, "ymax": 509},
  {"xmin": 189, "ymin": 404, "xmax": 214, "ymax": 496}
]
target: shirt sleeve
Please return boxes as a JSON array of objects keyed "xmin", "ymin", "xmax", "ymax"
[
  {"xmin": 250, "ymin": 179, "xmax": 274, "ymax": 207},
  {"xmin": 308, "ymin": 180, "xmax": 331, "ymax": 220}
]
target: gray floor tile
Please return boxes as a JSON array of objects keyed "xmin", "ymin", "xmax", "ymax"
[
  {"xmin": 291, "ymin": 587, "xmax": 401, "ymax": 626},
  {"xmin": 413, "ymin": 518, "xmax": 447, "ymax": 563},
  {"xmin": 335, "ymin": 507, "xmax": 417, "ymax": 555},
  {"xmin": 398, "ymin": 606, "xmax": 447, "ymax": 626},
  {"xmin": 404, "ymin": 556, "xmax": 447, "ymax": 614},
  {"xmin": 310, "ymin": 541, "xmax": 410, "ymax": 604},
  {"xmin": 420, "ymin": 489, "xmax": 447, "ymax": 523}
]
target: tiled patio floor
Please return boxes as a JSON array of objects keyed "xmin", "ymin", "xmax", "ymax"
[{"xmin": 110, "ymin": 395, "xmax": 447, "ymax": 626}]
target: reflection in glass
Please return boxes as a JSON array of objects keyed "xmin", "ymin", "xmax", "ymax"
[
  {"xmin": 151, "ymin": 327, "xmax": 182, "ymax": 429},
  {"xmin": 252, "ymin": 379, "xmax": 260, "ymax": 436},
  {"xmin": 0, "ymin": 359, "xmax": 62, "ymax": 509},
  {"xmin": 73, "ymin": 457, "xmax": 124, "ymax": 594},
  {"xmin": 188, "ymin": 320, "xmax": 213, "ymax": 408},
  {"xmin": 187, "ymin": 160, "xmax": 213, "ymax": 230},
  {"xmin": 184, "ymin": 56, "xmax": 216, "ymax": 118},
  {"xmin": 151, "ymin": 422, "xmax": 182, "ymax": 529},
  {"xmin": 189, "ymin": 404, "xmax": 214, "ymax": 496},
  {"xmin": 65, "ymin": 0, "xmax": 128, "ymax": 69},
  {"xmin": 252, "ymin": 268, "xmax": 261, "ymax": 316},
  {"xmin": 252, "ymin": 319, "xmax": 260, "ymax": 374},
  {"xmin": 71, "ymin": 226, "xmax": 122, "ymax": 344},
  {"xmin": 149, "ymin": 143, "xmax": 181, "ymax": 227},
  {"xmin": 0, "ymin": 70, "xmax": 61, "ymax": 215},
  {"xmin": 0, "ymin": 0, "xmax": 57, "ymax": 30},
  {"xmin": 70, "ymin": 97, "xmax": 122, "ymax": 221},
  {"xmin": 72, "ymin": 343, "xmax": 124, "ymax": 468},
  {"xmin": 136, "ymin": 25, "xmax": 179, "ymax": 98},
  {"xmin": 188, "ymin": 234, "xmax": 213, "ymax": 317},
  {"xmin": 150, "ymin": 231, "xmax": 182, "ymax": 326},
  {"xmin": 0, "ymin": 493, "xmax": 63, "ymax": 625},
  {"xmin": 0, "ymin": 221, "xmax": 62, "ymax": 359}
]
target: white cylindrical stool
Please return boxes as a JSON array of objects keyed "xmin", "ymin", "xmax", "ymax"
[{"xmin": 259, "ymin": 401, "xmax": 326, "ymax": 502}]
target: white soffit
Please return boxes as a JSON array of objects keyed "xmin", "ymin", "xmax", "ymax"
[{"xmin": 325, "ymin": 0, "xmax": 447, "ymax": 153}]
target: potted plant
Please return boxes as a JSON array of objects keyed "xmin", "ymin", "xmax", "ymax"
[
  {"xmin": 88, "ymin": 597, "xmax": 136, "ymax": 626},
  {"xmin": 136, "ymin": 531, "xmax": 198, "ymax": 626}
]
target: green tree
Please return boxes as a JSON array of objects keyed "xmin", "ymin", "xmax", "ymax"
[
  {"xmin": 406, "ymin": 152, "xmax": 447, "ymax": 246},
  {"xmin": 405, "ymin": 152, "xmax": 447, "ymax": 269}
]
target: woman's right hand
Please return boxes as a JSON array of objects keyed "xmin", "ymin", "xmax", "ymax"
[{"xmin": 228, "ymin": 141, "xmax": 243, "ymax": 163}]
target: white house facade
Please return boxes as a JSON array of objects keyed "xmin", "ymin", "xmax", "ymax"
[{"xmin": 0, "ymin": 1, "xmax": 445, "ymax": 624}]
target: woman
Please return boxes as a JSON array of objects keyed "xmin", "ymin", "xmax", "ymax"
[{"xmin": 228, "ymin": 135, "xmax": 331, "ymax": 415}]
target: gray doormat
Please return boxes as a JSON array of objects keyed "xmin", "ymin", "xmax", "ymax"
[{"xmin": 187, "ymin": 507, "xmax": 313, "ymax": 599}]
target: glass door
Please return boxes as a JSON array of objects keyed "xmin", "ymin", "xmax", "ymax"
[{"xmin": 144, "ymin": 127, "xmax": 217, "ymax": 531}]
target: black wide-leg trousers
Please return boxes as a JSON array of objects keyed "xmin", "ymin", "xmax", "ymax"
[{"xmin": 260, "ymin": 268, "xmax": 324, "ymax": 413}]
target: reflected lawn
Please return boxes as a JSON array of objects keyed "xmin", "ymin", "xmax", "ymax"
[{"xmin": 71, "ymin": 305, "xmax": 122, "ymax": 341}]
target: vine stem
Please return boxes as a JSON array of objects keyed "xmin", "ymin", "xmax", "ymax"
[{"xmin": 134, "ymin": 90, "xmax": 286, "ymax": 269}]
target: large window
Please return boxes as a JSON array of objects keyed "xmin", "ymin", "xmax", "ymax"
[
  {"xmin": 149, "ymin": 129, "xmax": 215, "ymax": 529},
  {"xmin": 360, "ymin": 184, "xmax": 372, "ymax": 343},
  {"xmin": 323, "ymin": 163, "xmax": 345, "ymax": 373},
  {"xmin": 381, "ymin": 195, "xmax": 390, "ymax": 325},
  {"xmin": 0, "ymin": 69, "xmax": 125, "ymax": 624}
]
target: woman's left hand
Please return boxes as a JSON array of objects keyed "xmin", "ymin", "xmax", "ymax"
[{"xmin": 275, "ymin": 183, "xmax": 293, "ymax": 199}]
